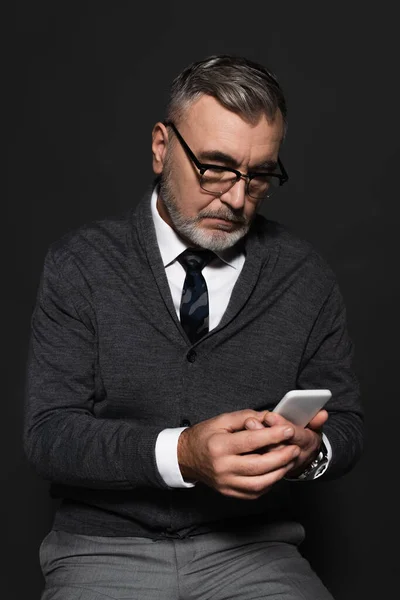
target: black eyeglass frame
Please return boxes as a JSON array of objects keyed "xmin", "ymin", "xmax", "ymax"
[{"xmin": 163, "ymin": 120, "xmax": 288, "ymax": 199}]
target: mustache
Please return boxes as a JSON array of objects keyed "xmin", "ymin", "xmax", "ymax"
[{"xmin": 196, "ymin": 208, "xmax": 247, "ymax": 224}]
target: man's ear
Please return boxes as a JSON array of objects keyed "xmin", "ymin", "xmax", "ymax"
[{"xmin": 151, "ymin": 122, "xmax": 169, "ymax": 175}]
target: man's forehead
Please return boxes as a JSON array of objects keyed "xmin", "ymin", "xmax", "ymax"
[
  {"xmin": 178, "ymin": 96, "xmax": 283, "ymax": 166},
  {"xmin": 180, "ymin": 95, "xmax": 284, "ymax": 145}
]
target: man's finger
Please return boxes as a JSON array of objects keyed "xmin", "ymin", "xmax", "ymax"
[
  {"xmin": 233, "ymin": 444, "xmax": 300, "ymax": 476},
  {"xmin": 217, "ymin": 409, "xmax": 269, "ymax": 433},
  {"xmin": 244, "ymin": 418, "xmax": 265, "ymax": 430},
  {"xmin": 224, "ymin": 425, "xmax": 295, "ymax": 455},
  {"xmin": 219, "ymin": 461, "xmax": 298, "ymax": 499}
]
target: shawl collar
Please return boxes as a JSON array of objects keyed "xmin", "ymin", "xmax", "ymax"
[{"xmin": 129, "ymin": 188, "xmax": 280, "ymax": 343}]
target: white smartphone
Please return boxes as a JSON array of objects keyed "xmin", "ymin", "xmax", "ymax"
[{"xmin": 272, "ymin": 389, "xmax": 332, "ymax": 427}]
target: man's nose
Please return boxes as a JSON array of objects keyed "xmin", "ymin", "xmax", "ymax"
[{"xmin": 219, "ymin": 177, "xmax": 247, "ymax": 209}]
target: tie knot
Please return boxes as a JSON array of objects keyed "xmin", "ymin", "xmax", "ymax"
[{"xmin": 177, "ymin": 249, "xmax": 215, "ymax": 272}]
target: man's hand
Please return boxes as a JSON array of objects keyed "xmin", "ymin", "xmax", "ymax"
[
  {"xmin": 244, "ymin": 410, "xmax": 329, "ymax": 478},
  {"xmin": 177, "ymin": 409, "xmax": 301, "ymax": 500}
]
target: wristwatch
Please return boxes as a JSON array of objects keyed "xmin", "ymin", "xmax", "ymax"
[
  {"xmin": 286, "ymin": 437, "xmax": 329, "ymax": 482},
  {"xmin": 297, "ymin": 438, "xmax": 329, "ymax": 481}
]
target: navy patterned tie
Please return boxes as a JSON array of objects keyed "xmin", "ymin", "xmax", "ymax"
[{"xmin": 177, "ymin": 249, "xmax": 215, "ymax": 344}]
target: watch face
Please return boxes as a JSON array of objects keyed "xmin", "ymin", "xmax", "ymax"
[
  {"xmin": 286, "ymin": 443, "xmax": 329, "ymax": 482},
  {"xmin": 298, "ymin": 451, "xmax": 328, "ymax": 481}
]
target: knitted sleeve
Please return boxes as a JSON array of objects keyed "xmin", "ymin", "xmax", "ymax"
[
  {"xmin": 23, "ymin": 246, "xmax": 167, "ymax": 491},
  {"xmin": 297, "ymin": 280, "xmax": 364, "ymax": 479}
]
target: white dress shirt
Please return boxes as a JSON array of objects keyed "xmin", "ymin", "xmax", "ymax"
[{"xmin": 151, "ymin": 189, "xmax": 332, "ymax": 486}]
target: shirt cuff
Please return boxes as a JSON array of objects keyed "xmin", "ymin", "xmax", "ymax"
[
  {"xmin": 155, "ymin": 427, "xmax": 195, "ymax": 488},
  {"xmin": 321, "ymin": 432, "xmax": 332, "ymax": 464}
]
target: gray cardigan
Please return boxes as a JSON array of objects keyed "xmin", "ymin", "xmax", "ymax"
[{"xmin": 23, "ymin": 189, "xmax": 364, "ymax": 537}]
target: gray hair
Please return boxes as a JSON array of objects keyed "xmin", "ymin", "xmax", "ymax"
[{"xmin": 165, "ymin": 54, "xmax": 287, "ymax": 134}]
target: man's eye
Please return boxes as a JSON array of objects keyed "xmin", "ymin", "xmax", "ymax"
[{"xmin": 203, "ymin": 169, "xmax": 237, "ymax": 183}]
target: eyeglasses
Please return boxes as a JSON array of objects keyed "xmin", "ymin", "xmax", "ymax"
[{"xmin": 164, "ymin": 121, "xmax": 288, "ymax": 200}]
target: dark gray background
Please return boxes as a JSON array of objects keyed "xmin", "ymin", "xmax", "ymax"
[{"xmin": 6, "ymin": 2, "xmax": 399, "ymax": 598}]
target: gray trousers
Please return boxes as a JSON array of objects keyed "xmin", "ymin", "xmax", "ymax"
[{"xmin": 39, "ymin": 522, "xmax": 334, "ymax": 600}]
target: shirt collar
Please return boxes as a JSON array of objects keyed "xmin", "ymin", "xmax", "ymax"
[{"xmin": 150, "ymin": 187, "xmax": 244, "ymax": 269}]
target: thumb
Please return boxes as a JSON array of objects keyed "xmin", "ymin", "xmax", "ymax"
[{"xmin": 308, "ymin": 409, "xmax": 329, "ymax": 430}]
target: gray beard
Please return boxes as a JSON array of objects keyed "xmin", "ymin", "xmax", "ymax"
[{"xmin": 158, "ymin": 171, "xmax": 252, "ymax": 252}]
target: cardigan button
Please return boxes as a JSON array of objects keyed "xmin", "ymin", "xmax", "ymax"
[
  {"xmin": 180, "ymin": 419, "xmax": 191, "ymax": 427},
  {"xmin": 187, "ymin": 350, "xmax": 197, "ymax": 363}
]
